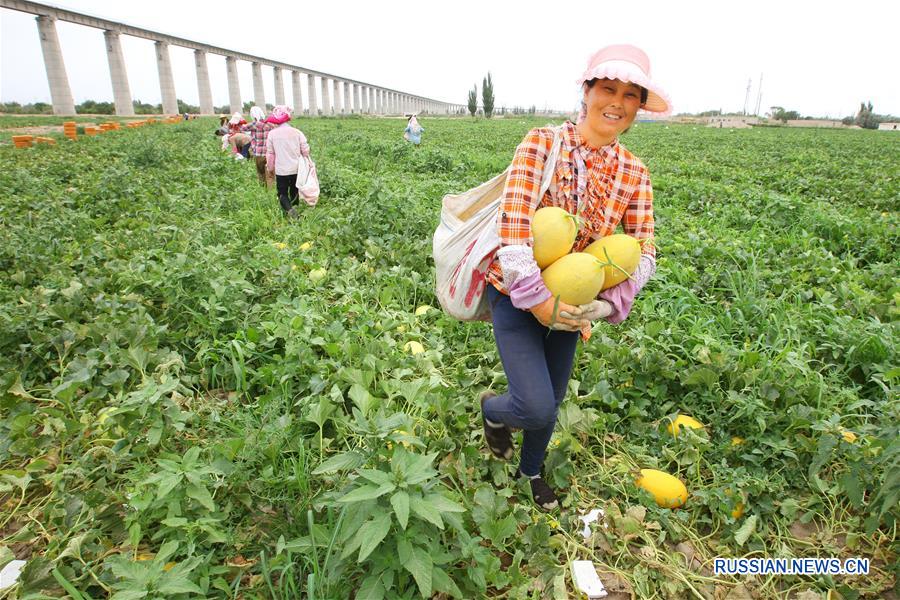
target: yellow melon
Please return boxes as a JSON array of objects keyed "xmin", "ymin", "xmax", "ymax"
[
  {"xmin": 840, "ymin": 429, "xmax": 857, "ymax": 443},
  {"xmin": 725, "ymin": 489, "xmax": 745, "ymax": 518},
  {"xmin": 541, "ymin": 253, "xmax": 606, "ymax": 305},
  {"xmin": 532, "ymin": 207, "xmax": 579, "ymax": 269},
  {"xmin": 636, "ymin": 469, "xmax": 688, "ymax": 508},
  {"xmin": 403, "ymin": 341, "xmax": 425, "ymax": 355},
  {"xmin": 666, "ymin": 415, "xmax": 704, "ymax": 437},
  {"xmin": 584, "ymin": 234, "xmax": 642, "ymax": 290}
]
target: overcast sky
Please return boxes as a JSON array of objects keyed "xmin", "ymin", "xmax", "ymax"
[{"xmin": 2, "ymin": 0, "xmax": 898, "ymax": 118}]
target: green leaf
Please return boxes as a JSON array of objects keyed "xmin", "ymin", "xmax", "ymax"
[
  {"xmin": 186, "ymin": 482, "xmax": 216, "ymax": 511},
  {"xmin": 681, "ymin": 367, "xmax": 718, "ymax": 390},
  {"xmin": 155, "ymin": 540, "xmax": 181, "ymax": 564},
  {"xmin": 404, "ymin": 452, "xmax": 439, "ymax": 485},
  {"xmin": 358, "ymin": 469, "xmax": 394, "ymax": 486},
  {"xmin": 403, "ymin": 546, "xmax": 433, "ymax": 598},
  {"xmin": 305, "ymin": 396, "xmax": 335, "ymax": 428},
  {"xmin": 338, "ymin": 483, "xmax": 395, "ymax": 504},
  {"xmin": 734, "ymin": 514, "xmax": 758, "ymax": 546},
  {"xmin": 156, "ymin": 472, "xmax": 183, "ymax": 500},
  {"xmin": 348, "ymin": 384, "xmax": 374, "ymax": 414},
  {"xmin": 424, "ymin": 493, "xmax": 465, "ymax": 514},
  {"xmin": 0, "ymin": 546, "xmax": 14, "ymax": 570},
  {"xmin": 1, "ymin": 472, "xmax": 31, "ymax": 492},
  {"xmin": 357, "ymin": 512, "xmax": 392, "ymax": 562},
  {"xmin": 481, "ymin": 514, "xmax": 517, "ymax": 545},
  {"xmin": 808, "ymin": 435, "xmax": 837, "ymax": 479},
  {"xmin": 432, "ymin": 566, "xmax": 463, "ymax": 598},
  {"xmin": 357, "ymin": 571, "xmax": 386, "ymax": 600},
  {"xmin": 391, "ymin": 491, "xmax": 410, "ymax": 529},
  {"xmin": 839, "ymin": 471, "xmax": 864, "ymax": 508},
  {"xmin": 182, "ymin": 446, "xmax": 201, "ymax": 468},
  {"xmin": 110, "ymin": 591, "xmax": 150, "ymax": 600},
  {"xmin": 410, "ymin": 494, "xmax": 443, "ymax": 529},
  {"xmin": 312, "ymin": 451, "xmax": 365, "ymax": 474},
  {"xmin": 397, "ymin": 537, "xmax": 412, "ymax": 564},
  {"xmin": 157, "ymin": 574, "xmax": 203, "ymax": 594}
]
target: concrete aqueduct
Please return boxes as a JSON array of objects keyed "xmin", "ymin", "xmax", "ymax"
[{"xmin": 1, "ymin": 0, "xmax": 465, "ymax": 116}]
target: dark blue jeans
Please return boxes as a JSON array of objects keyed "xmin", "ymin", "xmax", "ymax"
[{"xmin": 482, "ymin": 285, "xmax": 579, "ymax": 476}]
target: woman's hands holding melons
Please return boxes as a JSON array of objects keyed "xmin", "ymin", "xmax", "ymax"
[
  {"xmin": 530, "ymin": 297, "xmax": 585, "ymax": 331},
  {"xmin": 561, "ymin": 299, "xmax": 612, "ymax": 322}
]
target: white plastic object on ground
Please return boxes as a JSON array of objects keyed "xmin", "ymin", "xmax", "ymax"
[
  {"xmin": 0, "ymin": 560, "xmax": 27, "ymax": 590},
  {"xmin": 571, "ymin": 560, "xmax": 607, "ymax": 598},
  {"xmin": 578, "ymin": 508, "xmax": 606, "ymax": 539}
]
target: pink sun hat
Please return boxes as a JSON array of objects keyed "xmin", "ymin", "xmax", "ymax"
[
  {"xmin": 577, "ymin": 44, "xmax": 672, "ymax": 115},
  {"xmin": 266, "ymin": 105, "xmax": 292, "ymax": 125}
]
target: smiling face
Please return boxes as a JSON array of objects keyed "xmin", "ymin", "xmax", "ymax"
[{"xmin": 580, "ymin": 78, "xmax": 644, "ymax": 146}]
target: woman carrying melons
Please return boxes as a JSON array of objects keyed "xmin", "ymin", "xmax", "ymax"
[{"xmin": 479, "ymin": 44, "xmax": 669, "ymax": 510}]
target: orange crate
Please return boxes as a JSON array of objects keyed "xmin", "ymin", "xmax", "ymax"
[
  {"xmin": 12, "ymin": 135, "xmax": 34, "ymax": 148},
  {"xmin": 34, "ymin": 136, "xmax": 56, "ymax": 145},
  {"xmin": 84, "ymin": 127, "xmax": 100, "ymax": 136}
]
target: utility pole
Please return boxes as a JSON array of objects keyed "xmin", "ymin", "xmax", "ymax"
[
  {"xmin": 743, "ymin": 78, "xmax": 752, "ymax": 115},
  {"xmin": 754, "ymin": 73, "xmax": 763, "ymax": 116}
]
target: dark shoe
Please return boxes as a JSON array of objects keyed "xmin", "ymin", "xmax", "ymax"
[
  {"xmin": 517, "ymin": 469, "xmax": 559, "ymax": 511},
  {"xmin": 480, "ymin": 392, "xmax": 513, "ymax": 460},
  {"xmin": 286, "ymin": 207, "xmax": 300, "ymax": 220}
]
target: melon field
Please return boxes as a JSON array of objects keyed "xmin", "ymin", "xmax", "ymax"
[{"xmin": 1, "ymin": 116, "xmax": 897, "ymax": 599}]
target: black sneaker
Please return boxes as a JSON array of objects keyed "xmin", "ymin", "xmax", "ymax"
[
  {"xmin": 480, "ymin": 392, "xmax": 513, "ymax": 460},
  {"xmin": 517, "ymin": 469, "xmax": 559, "ymax": 511}
]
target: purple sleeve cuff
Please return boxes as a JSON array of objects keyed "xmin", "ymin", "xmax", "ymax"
[
  {"xmin": 509, "ymin": 271, "xmax": 552, "ymax": 310},
  {"xmin": 599, "ymin": 279, "xmax": 638, "ymax": 324}
]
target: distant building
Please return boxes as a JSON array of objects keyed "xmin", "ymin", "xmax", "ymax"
[
  {"xmin": 784, "ymin": 119, "xmax": 845, "ymax": 128},
  {"xmin": 705, "ymin": 116, "xmax": 758, "ymax": 128},
  {"xmin": 878, "ymin": 122, "xmax": 900, "ymax": 131},
  {"xmin": 636, "ymin": 113, "xmax": 672, "ymax": 122}
]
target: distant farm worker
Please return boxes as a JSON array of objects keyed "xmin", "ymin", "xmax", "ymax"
[
  {"xmin": 227, "ymin": 112, "xmax": 246, "ymax": 134},
  {"xmin": 228, "ymin": 132, "xmax": 251, "ymax": 160},
  {"xmin": 479, "ymin": 44, "xmax": 669, "ymax": 510},
  {"xmin": 214, "ymin": 127, "xmax": 248, "ymax": 158},
  {"xmin": 404, "ymin": 114, "xmax": 424, "ymax": 145},
  {"xmin": 265, "ymin": 105, "xmax": 311, "ymax": 219},
  {"xmin": 242, "ymin": 106, "xmax": 276, "ymax": 187}
]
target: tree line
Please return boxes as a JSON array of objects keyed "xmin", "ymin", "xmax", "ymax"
[
  {"xmin": 690, "ymin": 102, "xmax": 896, "ymax": 129},
  {"xmin": 466, "ymin": 72, "xmax": 495, "ymax": 117}
]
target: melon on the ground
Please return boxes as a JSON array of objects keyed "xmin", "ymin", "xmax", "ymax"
[
  {"xmin": 666, "ymin": 415, "xmax": 704, "ymax": 437},
  {"xmin": 636, "ymin": 469, "xmax": 688, "ymax": 508}
]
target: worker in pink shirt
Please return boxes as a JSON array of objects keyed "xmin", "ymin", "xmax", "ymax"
[{"xmin": 265, "ymin": 105, "xmax": 311, "ymax": 219}]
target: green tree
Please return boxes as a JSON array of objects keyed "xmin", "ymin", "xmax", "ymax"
[
  {"xmin": 482, "ymin": 73, "xmax": 494, "ymax": 118},
  {"xmin": 856, "ymin": 101, "xmax": 876, "ymax": 129},
  {"xmin": 467, "ymin": 85, "xmax": 477, "ymax": 117},
  {"xmin": 133, "ymin": 99, "xmax": 162, "ymax": 114},
  {"xmin": 769, "ymin": 106, "xmax": 800, "ymax": 122},
  {"xmin": 177, "ymin": 99, "xmax": 199, "ymax": 114},
  {"xmin": 76, "ymin": 100, "xmax": 114, "ymax": 114}
]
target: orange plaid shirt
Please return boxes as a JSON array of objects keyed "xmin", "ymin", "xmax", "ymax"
[{"xmin": 487, "ymin": 121, "xmax": 655, "ymax": 294}]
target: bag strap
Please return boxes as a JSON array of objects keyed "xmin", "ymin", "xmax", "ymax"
[{"xmin": 537, "ymin": 125, "xmax": 564, "ymax": 199}]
